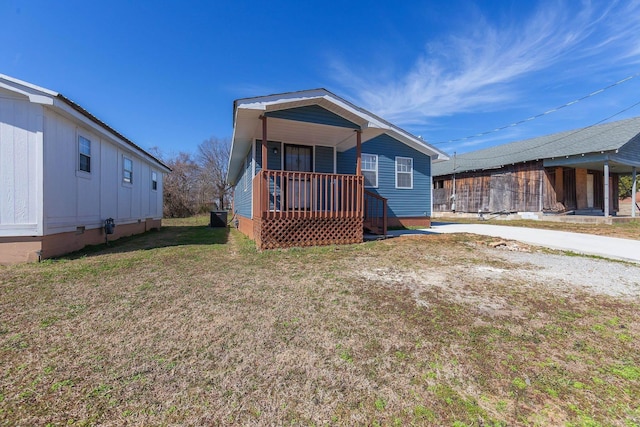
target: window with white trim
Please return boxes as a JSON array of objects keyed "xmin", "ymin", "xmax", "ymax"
[
  {"xmin": 151, "ymin": 171, "xmax": 158, "ymax": 190},
  {"xmin": 78, "ymin": 136, "xmax": 91, "ymax": 173},
  {"xmin": 123, "ymin": 157, "xmax": 133, "ymax": 183},
  {"xmin": 361, "ymin": 153, "xmax": 378, "ymax": 188},
  {"xmin": 395, "ymin": 157, "xmax": 413, "ymax": 189}
]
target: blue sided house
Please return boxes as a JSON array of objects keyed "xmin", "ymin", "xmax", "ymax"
[{"xmin": 226, "ymin": 89, "xmax": 449, "ymax": 250}]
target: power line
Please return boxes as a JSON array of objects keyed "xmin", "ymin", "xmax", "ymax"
[
  {"xmin": 432, "ymin": 72, "xmax": 640, "ymax": 145},
  {"xmin": 451, "ymin": 97, "xmax": 640, "ymax": 164}
]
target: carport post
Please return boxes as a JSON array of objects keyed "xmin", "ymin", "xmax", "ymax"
[
  {"xmin": 604, "ymin": 161, "xmax": 610, "ymax": 217},
  {"xmin": 633, "ymin": 166, "xmax": 637, "ymax": 218}
]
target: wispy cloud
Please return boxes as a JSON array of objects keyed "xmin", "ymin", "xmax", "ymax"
[{"xmin": 331, "ymin": 0, "xmax": 640, "ymax": 126}]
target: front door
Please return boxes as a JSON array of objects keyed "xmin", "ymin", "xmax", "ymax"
[
  {"xmin": 285, "ymin": 145, "xmax": 313, "ymax": 209},
  {"xmin": 285, "ymin": 145, "xmax": 313, "ymax": 172}
]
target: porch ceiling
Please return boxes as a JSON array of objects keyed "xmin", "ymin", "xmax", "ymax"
[{"xmin": 237, "ymin": 110, "xmax": 384, "ymax": 149}]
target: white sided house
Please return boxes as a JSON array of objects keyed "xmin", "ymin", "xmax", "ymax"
[{"xmin": 0, "ymin": 74, "xmax": 170, "ymax": 263}]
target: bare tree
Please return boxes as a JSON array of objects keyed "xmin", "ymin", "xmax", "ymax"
[
  {"xmin": 197, "ymin": 137, "xmax": 231, "ymax": 210},
  {"xmin": 163, "ymin": 152, "xmax": 201, "ymax": 218}
]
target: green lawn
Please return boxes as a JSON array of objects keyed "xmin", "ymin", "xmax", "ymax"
[{"xmin": 1, "ymin": 217, "xmax": 638, "ymax": 426}]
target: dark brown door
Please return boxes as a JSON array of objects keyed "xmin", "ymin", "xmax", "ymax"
[
  {"xmin": 284, "ymin": 145, "xmax": 312, "ymax": 172},
  {"xmin": 284, "ymin": 145, "xmax": 313, "ymax": 209}
]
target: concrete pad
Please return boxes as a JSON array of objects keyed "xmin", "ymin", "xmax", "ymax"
[{"xmin": 419, "ymin": 222, "xmax": 640, "ymax": 263}]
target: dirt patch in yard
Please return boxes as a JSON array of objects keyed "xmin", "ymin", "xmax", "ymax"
[{"xmin": 1, "ymin": 220, "xmax": 639, "ymax": 426}]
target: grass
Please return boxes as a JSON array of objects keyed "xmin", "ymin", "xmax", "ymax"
[{"xmin": 0, "ymin": 216, "xmax": 639, "ymax": 425}]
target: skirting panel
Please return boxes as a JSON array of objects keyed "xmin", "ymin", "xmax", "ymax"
[
  {"xmin": 257, "ymin": 217, "xmax": 363, "ymax": 250},
  {"xmin": 236, "ymin": 215, "xmax": 254, "ymax": 240},
  {"xmin": 0, "ymin": 219, "xmax": 162, "ymax": 264}
]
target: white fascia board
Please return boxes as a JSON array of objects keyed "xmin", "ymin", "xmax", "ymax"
[
  {"xmin": 0, "ymin": 74, "xmax": 58, "ymax": 96},
  {"xmin": 236, "ymin": 89, "xmax": 330, "ymax": 109},
  {"xmin": 0, "ymin": 80, "xmax": 55, "ymax": 105}
]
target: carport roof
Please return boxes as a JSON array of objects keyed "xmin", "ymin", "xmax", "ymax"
[{"xmin": 433, "ymin": 116, "xmax": 640, "ymax": 176}]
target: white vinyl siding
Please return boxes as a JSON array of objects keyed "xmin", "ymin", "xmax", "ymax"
[
  {"xmin": 396, "ymin": 156, "xmax": 413, "ymax": 189},
  {"xmin": 362, "ymin": 153, "xmax": 378, "ymax": 188}
]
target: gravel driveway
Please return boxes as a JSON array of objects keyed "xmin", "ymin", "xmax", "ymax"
[{"xmin": 490, "ymin": 244, "xmax": 640, "ymax": 299}]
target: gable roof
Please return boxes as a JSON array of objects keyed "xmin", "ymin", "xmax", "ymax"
[
  {"xmin": 227, "ymin": 88, "xmax": 449, "ymax": 185},
  {"xmin": 433, "ymin": 116, "xmax": 640, "ymax": 176},
  {"xmin": 0, "ymin": 74, "xmax": 170, "ymax": 172}
]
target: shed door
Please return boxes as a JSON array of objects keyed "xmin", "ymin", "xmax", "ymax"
[{"xmin": 489, "ymin": 173, "xmax": 513, "ymax": 212}]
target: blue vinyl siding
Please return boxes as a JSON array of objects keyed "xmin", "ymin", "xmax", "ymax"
[
  {"xmin": 233, "ymin": 149, "xmax": 253, "ymax": 219},
  {"xmin": 265, "ymin": 105, "xmax": 359, "ymax": 129},
  {"xmin": 255, "ymin": 140, "xmax": 283, "ymax": 172},
  {"xmin": 255, "ymin": 140, "xmax": 286, "ymax": 211},
  {"xmin": 338, "ymin": 134, "xmax": 432, "ymax": 218},
  {"xmin": 315, "ymin": 146, "xmax": 334, "ymax": 173}
]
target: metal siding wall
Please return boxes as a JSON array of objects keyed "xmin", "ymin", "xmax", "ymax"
[
  {"xmin": 339, "ymin": 134, "xmax": 432, "ymax": 218},
  {"xmin": 43, "ymin": 109, "xmax": 163, "ymax": 235},
  {"xmin": 43, "ymin": 110, "xmax": 78, "ymax": 228},
  {"xmin": 100, "ymin": 142, "xmax": 118, "ymax": 220},
  {"xmin": 0, "ymin": 96, "xmax": 41, "ymax": 232},
  {"xmin": 265, "ymin": 105, "xmax": 359, "ymax": 129}
]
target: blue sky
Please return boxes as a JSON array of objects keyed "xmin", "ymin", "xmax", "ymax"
[{"xmin": 2, "ymin": 0, "xmax": 640, "ymax": 157}]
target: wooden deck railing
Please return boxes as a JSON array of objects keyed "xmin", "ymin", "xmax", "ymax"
[
  {"xmin": 363, "ymin": 190, "xmax": 388, "ymax": 235},
  {"xmin": 253, "ymin": 170, "xmax": 364, "ymax": 219}
]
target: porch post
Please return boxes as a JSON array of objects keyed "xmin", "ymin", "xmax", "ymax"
[
  {"xmin": 633, "ymin": 166, "xmax": 637, "ymax": 218},
  {"xmin": 260, "ymin": 116, "xmax": 268, "ymax": 170},
  {"xmin": 356, "ymin": 130, "xmax": 362, "ymax": 175},
  {"xmin": 603, "ymin": 160, "xmax": 610, "ymax": 217}
]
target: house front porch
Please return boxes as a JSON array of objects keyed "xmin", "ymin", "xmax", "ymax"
[
  {"xmin": 251, "ymin": 170, "xmax": 366, "ymax": 249},
  {"xmin": 228, "ymin": 89, "xmax": 448, "ymax": 250}
]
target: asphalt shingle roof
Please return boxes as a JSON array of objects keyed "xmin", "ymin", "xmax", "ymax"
[{"xmin": 433, "ymin": 116, "xmax": 640, "ymax": 176}]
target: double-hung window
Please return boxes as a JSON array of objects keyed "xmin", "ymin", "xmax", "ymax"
[
  {"xmin": 151, "ymin": 171, "xmax": 158, "ymax": 190},
  {"xmin": 395, "ymin": 157, "xmax": 413, "ymax": 189},
  {"xmin": 79, "ymin": 136, "xmax": 91, "ymax": 173},
  {"xmin": 362, "ymin": 153, "xmax": 378, "ymax": 188},
  {"xmin": 123, "ymin": 157, "xmax": 133, "ymax": 184}
]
